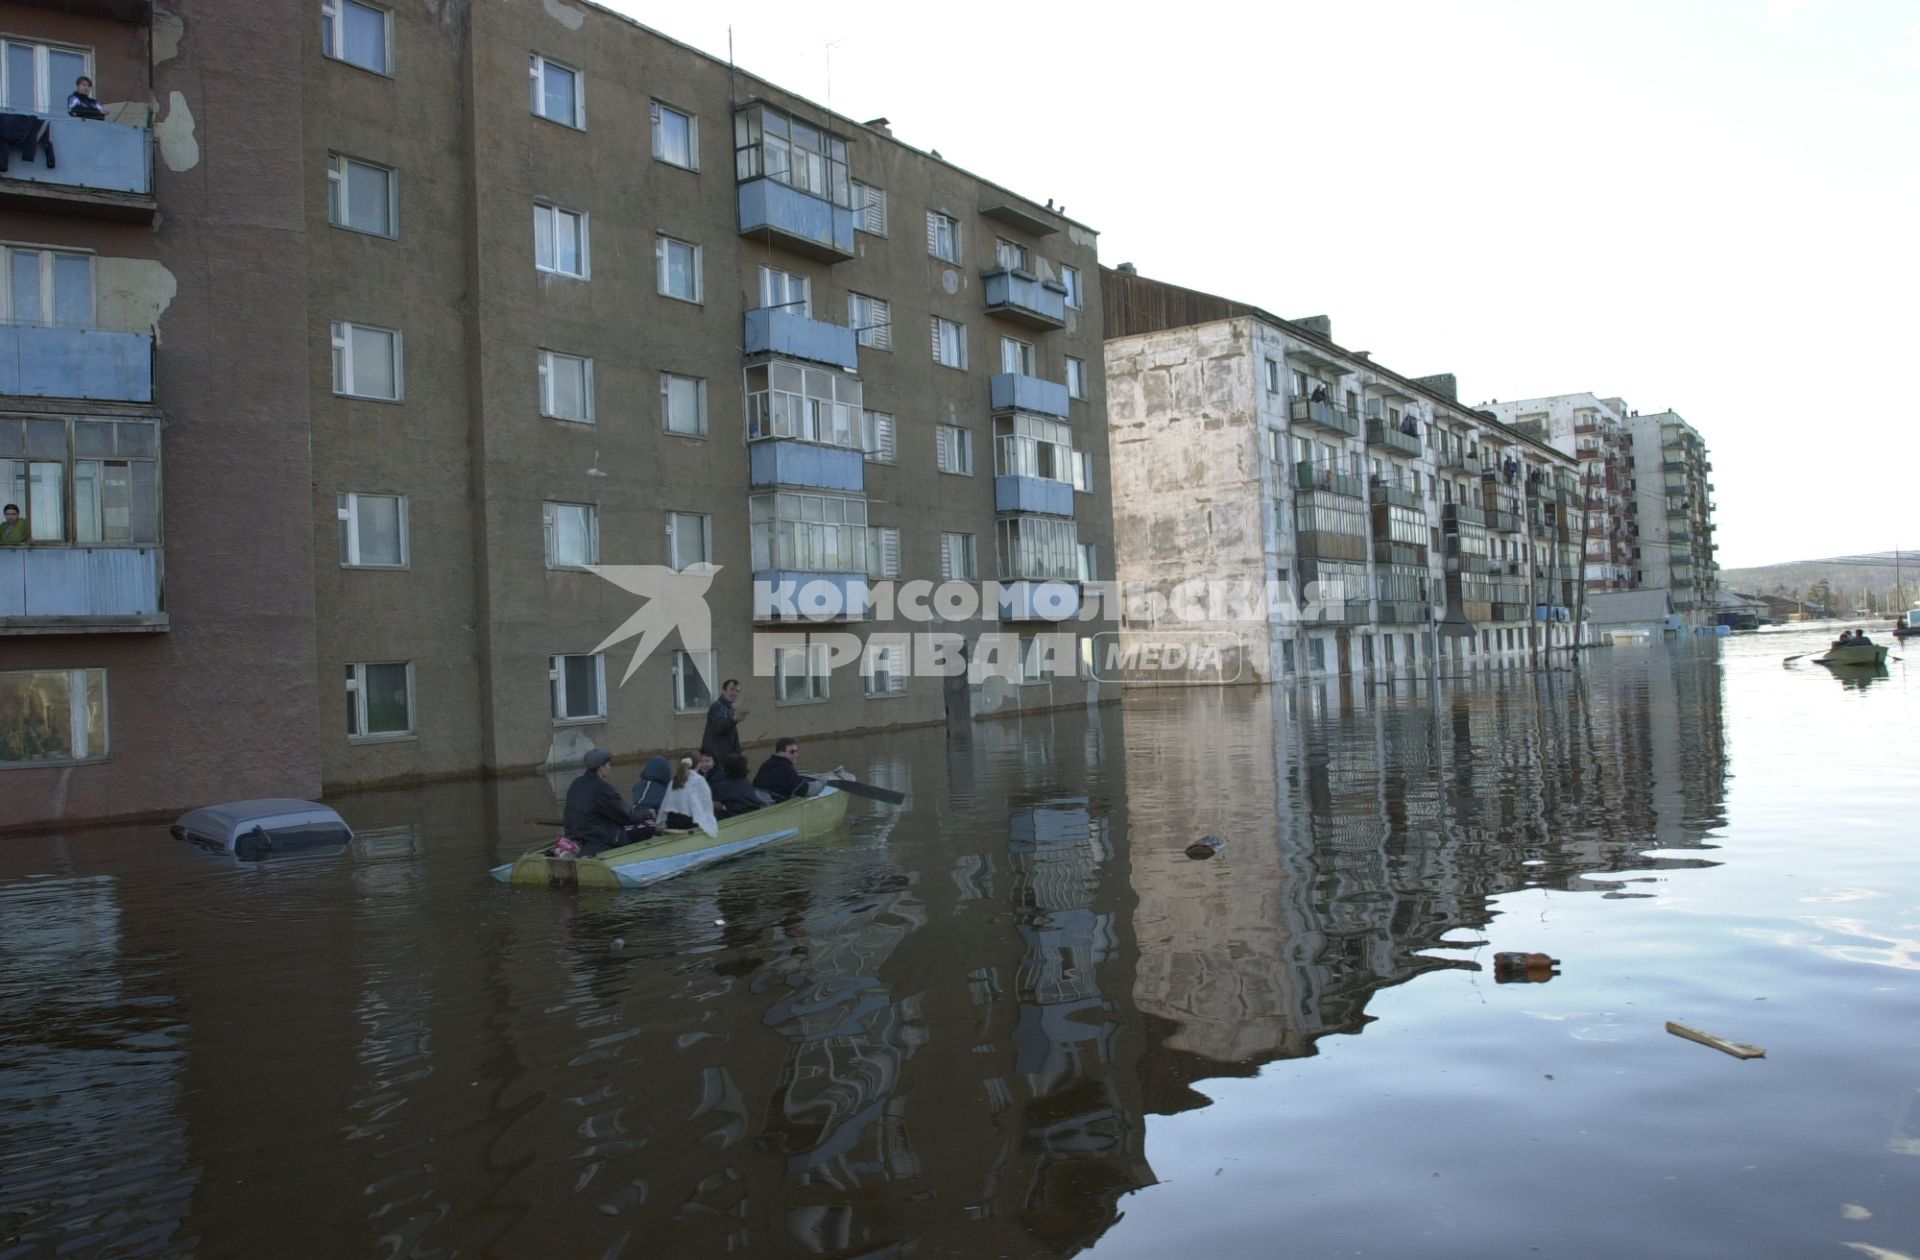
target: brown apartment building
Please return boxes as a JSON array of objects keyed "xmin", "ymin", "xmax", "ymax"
[{"xmin": 2, "ymin": 0, "xmax": 1116, "ymax": 829}]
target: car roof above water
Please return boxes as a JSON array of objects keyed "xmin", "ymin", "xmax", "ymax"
[{"xmin": 172, "ymin": 799, "xmax": 352, "ymax": 848}]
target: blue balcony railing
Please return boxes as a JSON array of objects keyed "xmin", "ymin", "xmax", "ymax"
[
  {"xmin": 737, "ymin": 177, "xmax": 856, "ymax": 262},
  {"xmin": 990, "ymin": 372, "xmax": 1070, "ymax": 418},
  {"xmin": 981, "ymin": 269, "xmax": 1067, "ymax": 329},
  {"xmin": 0, "ymin": 117, "xmax": 152, "ymax": 209},
  {"xmin": 748, "ymin": 440, "xmax": 865, "ymax": 492},
  {"xmin": 0, "ymin": 546, "xmax": 164, "ymax": 631},
  {"xmin": 0, "ymin": 324, "xmax": 152, "ymax": 402},
  {"xmin": 743, "ymin": 308, "xmax": 858, "ymax": 370},
  {"xmin": 994, "ymin": 474, "xmax": 1074, "ymax": 517}
]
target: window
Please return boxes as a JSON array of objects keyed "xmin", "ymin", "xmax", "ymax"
[
  {"xmin": 327, "ymin": 155, "xmax": 396, "ymax": 236},
  {"xmin": 995, "ymin": 239, "xmax": 1030, "ymax": 271},
  {"xmin": 651, "ymin": 100, "xmax": 698, "ymax": 169},
  {"xmin": 733, "ymin": 103, "xmax": 851, "ymax": 206},
  {"xmin": 534, "ymin": 203, "xmax": 588, "ymax": 277},
  {"xmin": 997, "ymin": 516, "xmax": 1079, "ymax": 582},
  {"xmin": 852, "ymin": 181, "xmax": 888, "ymax": 235},
  {"xmin": 1000, "ymin": 337, "xmax": 1035, "ymax": 376},
  {"xmin": 868, "ymin": 525, "xmax": 900, "ymax": 579},
  {"xmin": 529, "ymin": 54, "xmax": 582, "ymax": 128},
  {"xmin": 345, "ymin": 662, "xmax": 413, "ymax": 740},
  {"xmin": 745, "ymin": 360, "xmax": 863, "ymax": 447},
  {"xmin": 940, "ymin": 532, "xmax": 977, "ymax": 581},
  {"xmin": 1066, "ymin": 356, "xmax": 1088, "ymax": 401},
  {"xmin": 538, "ymin": 350, "xmax": 593, "ymax": 423},
  {"xmin": 550, "ymin": 654, "xmax": 606, "ymax": 723},
  {"xmin": 330, "ymin": 321, "xmax": 402, "ymax": 401},
  {"xmin": 758, "ymin": 265, "xmax": 810, "ymax": 315},
  {"xmin": 2, "ymin": 248, "xmax": 91, "ymax": 328},
  {"xmin": 863, "ymin": 637, "xmax": 907, "ymax": 697},
  {"xmin": 667, "ymin": 511, "xmax": 712, "ymax": 571},
  {"xmin": 993, "ymin": 413, "xmax": 1075, "ymax": 482},
  {"xmin": 748, "ymin": 491, "xmax": 867, "ymax": 572},
  {"xmin": 862, "ymin": 411, "xmax": 896, "ymax": 464},
  {"xmin": 1265, "ymin": 358, "xmax": 1282, "ymax": 393},
  {"xmin": 1, "ymin": 418, "xmax": 159, "ymax": 546},
  {"xmin": 0, "ymin": 669, "xmax": 107, "ymax": 766},
  {"xmin": 662, "ymin": 373, "xmax": 707, "ymax": 436},
  {"xmin": 927, "ymin": 211, "xmax": 961, "ymax": 264},
  {"xmin": 932, "ymin": 317, "xmax": 968, "ymax": 369},
  {"xmin": 320, "ymin": 1, "xmax": 389, "ymax": 75},
  {"xmin": 674, "ymin": 649, "xmax": 716, "ymax": 713},
  {"xmin": 656, "ymin": 235, "xmax": 702, "ymax": 302},
  {"xmin": 1076, "ymin": 450, "xmax": 1095, "ymax": 493},
  {"xmin": 337, "ymin": 492, "xmax": 407, "ymax": 567},
  {"xmin": 936, "ymin": 424, "xmax": 973, "ymax": 475},
  {"xmin": 848, "ymin": 292, "xmax": 892, "ymax": 349},
  {"xmin": 1077, "ymin": 543, "xmax": 1098, "ymax": 582},
  {"xmin": 1061, "ymin": 264, "xmax": 1083, "ymax": 310},
  {"xmin": 543, "ymin": 501, "xmax": 597, "ymax": 568},
  {"xmin": 775, "ymin": 640, "xmax": 832, "ymax": 704}
]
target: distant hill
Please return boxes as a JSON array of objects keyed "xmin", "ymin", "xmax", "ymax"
[{"xmin": 1721, "ymin": 557, "xmax": 1920, "ymax": 615}]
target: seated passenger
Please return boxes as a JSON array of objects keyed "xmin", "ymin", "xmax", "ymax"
[
  {"xmin": 658, "ymin": 754, "xmax": 718, "ymax": 837},
  {"xmin": 753, "ymin": 737, "xmax": 808, "ymax": 802},
  {"xmin": 696, "ymin": 748, "xmax": 719, "ymax": 786},
  {"xmin": 633, "ymin": 755, "xmax": 673, "ymax": 819},
  {"xmin": 563, "ymin": 748, "xmax": 643, "ymax": 856},
  {"xmin": 712, "ymin": 754, "xmax": 762, "ymax": 817}
]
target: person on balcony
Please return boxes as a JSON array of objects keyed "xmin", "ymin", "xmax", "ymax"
[
  {"xmin": 67, "ymin": 77, "xmax": 107, "ymax": 121},
  {"xmin": 1309, "ymin": 384, "xmax": 1329, "ymax": 404},
  {"xmin": 1, "ymin": 504, "xmax": 27, "ymax": 545}
]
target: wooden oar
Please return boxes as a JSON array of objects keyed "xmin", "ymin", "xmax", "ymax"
[
  {"xmin": 1782, "ymin": 653, "xmax": 1807, "ymax": 663},
  {"xmin": 806, "ymin": 776, "xmax": 905, "ymax": 805}
]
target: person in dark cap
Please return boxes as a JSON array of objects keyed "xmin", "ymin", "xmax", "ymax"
[{"xmin": 562, "ymin": 748, "xmax": 642, "ymax": 856}]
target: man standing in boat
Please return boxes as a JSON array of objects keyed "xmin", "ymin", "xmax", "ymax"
[{"xmin": 703, "ymin": 678, "xmax": 749, "ymax": 763}]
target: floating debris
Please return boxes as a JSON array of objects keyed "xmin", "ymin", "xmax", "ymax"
[
  {"xmin": 1494, "ymin": 952, "xmax": 1561, "ymax": 983},
  {"xmin": 1666, "ymin": 1021, "xmax": 1765, "ymax": 1060},
  {"xmin": 1185, "ymin": 835, "xmax": 1225, "ymax": 860}
]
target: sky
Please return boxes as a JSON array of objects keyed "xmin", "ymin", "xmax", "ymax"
[{"xmin": 602, "ymin": 0, "xmax": 1919, "ymax": 570}]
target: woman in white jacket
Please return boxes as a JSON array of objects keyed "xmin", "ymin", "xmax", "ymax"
[{"xmin": 658, "ymin": 754, "xmax": 719, "ymax": 837}]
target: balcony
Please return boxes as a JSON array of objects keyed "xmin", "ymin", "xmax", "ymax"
[
  {"xmin": 743, "ymin": 308, "xmax": 858, "ymax": 370},
  {"xmin": 1377, "ymin": 599, "xmax": 1429, "ymax": 626},
  {"xmin": 1296, "ymin": 528, "xmax": 1368, "ymax": 562},
  {"xmin": 1485, "ymin": 508, "xmax": 1522, "ymax": 534},
  {"xmin": 0, "ymin": 117, "xmax": 155, "ymax": 221},
  {"xmin": 1373, "ymin": 539, "xmax": 1426, "ymax": 567},
  {"xmin": 1663, "ymin": 459, "xmax": 1687, "ymax": 473},
  {"xmin": 1289, "ymin": 397, "xmax": 1360, "ymax": 439},
  {"xmin": 1442, "ymin": 502, "xmax": 1486, "ymax": 529},
  {"xmin": 737, "ymin": 178, "xmax": 856, "ymax": 262},
  {"xmin": 1492, "ymin": 602, "xmax": 1531, "ymax": 623},
  {"xmin": 1438, "ymin": 450, "xmax": 1482, "ymax": 476},
  {"xmin": 748, "ymin": 440, "xmax": 865, "ymax": 492},
  {"xmin": 752, "ymin": 571, "xmax": 871, "ymax": 622},
  {"xmin": 981, "ymin": 269, "xmax": 1067, "ymax": 329},
  {"xmin": 990, "ymin": 372, "xmax": 1070, "ymax": 419},
  {"xmin": 1369, "ymin": 479, "xmax": 1419, "ymax": 511},
  {"xmin": 998, "ymin": 580, "xmax": 1082, "ymax": 623},
  {"xmin": 1668, "ymin": 529, "xmax": 1691, "ymax": 544},
  {"xmin": 995, "ymin": 475, "xmax": 1074, "ymax": 517},
  {"xmin": 0, "ymin": 546, "xmax": 165, "ymax": 632},
  {"xmin": 0, "ymin": 323, "xmax": 153, "ymax": 402},
  {"xmin": 1365, "ymin": 420, "xmax": 1422, "ymax": 459},
  {"xmin": 1297, "ymin": 463, "xmax": 1362, "ymax": 499}
]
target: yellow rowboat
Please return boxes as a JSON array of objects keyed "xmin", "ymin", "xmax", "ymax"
[
  {"xmin": 1815, "ymin": 644, "xmax": 1890, "ymax": 668},
  {"xmin": 491, "ymin": 785, "xmax": 850, "ymax": 889}
]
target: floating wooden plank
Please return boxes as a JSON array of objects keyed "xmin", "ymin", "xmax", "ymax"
[{"xmin": 1666, "ymin": 1021, "xmax": 1766, "ymax": 1060}]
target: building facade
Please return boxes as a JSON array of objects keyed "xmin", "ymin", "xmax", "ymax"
[
  {"xmin": 1102, "ymin": 269, "xmax": 1583, "ymax": 686},
  {"xmin": 1489, "ymin": 393, "xmax": 1640, "ymax": 593},
  {"xmin": 1627, "ymin": 409, "xmax": 1718, "ymax": 617},
  {"xmin": 3, "ymin": 0, "xmax": 1117, "ymax": 829}
]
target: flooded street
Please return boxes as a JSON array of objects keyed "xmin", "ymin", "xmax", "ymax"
[{"xmin": 4, "ymin": 631, "xmax": 1918, "ymax": 1258}]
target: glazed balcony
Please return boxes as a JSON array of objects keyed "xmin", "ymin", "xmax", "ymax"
[
  {"xmin": 1289, "ymin": 397, "xmax": 1360, "ymax": 439},
  {"xmin": 1442, "ymin": 502, "xmax": 1486, "ymax": 529},
  {"xmin": 990, "ymin": 372, "xmax": 1070, "ymax": 418},
  {"xmin": 1376, "ymin": 599, "xmax": 1429, "ymax": 626},
  {"xmin": 1297, "ymin": 463, "xmax": 1362, "ymax": 499},
  {"xmin": 748, "ymin": 440, "xmax": 865, "ymax": 492},
  {"xmin": 736, "ymin": 178, "xmax": 856, "ymax": 262},
  {"xmin": 743, "ymin": 308, "xmax": 858, "ymax": 370},
  {"xmin": 0, "ymin": 116, "xmax": 155, "ymax": 221},
  {"xmin": 1365, "ymin": 419, "xmax": 1422, "ymax": 459},
  {"xmin": 994, "ymin": 474, "xmax": 1074, "ymax": 517},
  {"xmin": 1369, "ymin": 478, "xmax": 1420, "ymax": 510},
  {"xmin": 981, "ymin": 269, "xmax": 1067, "ymax": 329},
  {"xmin": 0, "ymin": 546, "xmax": 164, "ymax": 633},
  {"xmin": 1437, "ymin": 450, "xmax": 1482, "ymax": 476}
]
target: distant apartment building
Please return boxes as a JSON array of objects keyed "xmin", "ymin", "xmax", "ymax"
[
  {"xmin": 1489, "ymin": 394, "xmax": 1720, "ymax": 621},
  {"xmin": 3, "ymin": 0, "xmax": 1116, "ymax": 829},
  {"xmin": 1102, "ymin": 269, "xmax": 1584, "ymax": 685}
]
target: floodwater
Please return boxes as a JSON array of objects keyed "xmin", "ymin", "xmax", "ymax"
[{"xmin": 3, "ymin": 629, "xmax": 1918, "ymax": 1259}]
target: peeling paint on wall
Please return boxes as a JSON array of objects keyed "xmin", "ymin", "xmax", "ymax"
[
  {"xmin": 155, "ymin": 91, "xmax": 198, "ymax": 171},
  {"xmin": 152, "ymin": 5, "xmax": 183, "ymax": 65},
  {"xmin": 543, "ymin": 0, "xmax": 587, "ymax": 30},
  {"xmin": 96, "ymin": 259, "xmax": 179, "ymax": 344},
  {"xmin": 1066, "ymin": 226, "xmax": 1097, "ymax": 250}
]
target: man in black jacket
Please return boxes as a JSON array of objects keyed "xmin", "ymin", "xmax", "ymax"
[
  {"xmin": 702, "ymin": 678, "xmax": 748, "ymax": 762},
  {"xmin": 563, "ymin": 748, "xmax": 639, "ymax": 854},
  {"xmin": 752, "ymin": 737, "xmax": 808, "ymax": 802}
]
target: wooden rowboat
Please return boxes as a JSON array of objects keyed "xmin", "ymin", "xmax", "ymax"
[
  {"xmin": 490, "ymin": 785, "xmax": 850, "ymax": 889},
  {"xmin": 1814, "ymin": 643, "xmax": 1890, "ymax": 667}
]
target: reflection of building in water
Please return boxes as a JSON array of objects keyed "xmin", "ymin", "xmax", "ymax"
[{"xmin": 1127, "ymin": 653, "xmax": 1729, "ymax": 1095}]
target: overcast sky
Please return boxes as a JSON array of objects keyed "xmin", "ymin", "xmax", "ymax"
[{"xmin": 603, "ymin": 0, "xmax": 1917, "ymax": 571}]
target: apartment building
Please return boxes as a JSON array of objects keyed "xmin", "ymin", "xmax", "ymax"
[
  {"xmin": 4, "ymin": 0, "xmax": 1116, "ymax": 827},
  {"xmin": 1, "ymin": 0, "xmax": 322, "ymax": 830},
  {"xmin": 1627, "ymin": 409, "xmax": 1719, "ymax": 617},
  {"xmin": 1102, "ymin": 268, "xmax": 1583, "ymax": 686},
  {"xmin": 1488, "ymin": 393, "xmax": 1640, "ymax": 592}
]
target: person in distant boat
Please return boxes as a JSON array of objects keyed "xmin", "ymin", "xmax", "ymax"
[
  {"xmin": 703, "ymin": 679, "xmax": 748, "ymax": 763},
  {"xmin": 753, "ymin": 737, "xmax": 808, "ymax": 802},
  {"xmin": 67, "ymin": 76, "xmax": 106, "ymax": 120},
  {"xmin": 659, "ymin": 754, "xmax": 719, "ymax": 837},
  {"xmin": 563, "ymin": 748, "xmax": 643, "ymax": 856},
  {"xmin": 711, "ymin": 754, "xmax": 762, "ymax": 817},
  {"xmin": 0, "ymin": 504, "xmax": 26, "ymax": 545},
  {"xmin": 1854, "ymin": 628, "xmax": 1873, "ymax": 646}
]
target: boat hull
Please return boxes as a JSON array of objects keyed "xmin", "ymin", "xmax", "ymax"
[
  {"xmin": 1815, "ymin": 644, "xmax": 1890, "ymax": 667},
  {"xmin": 491, "ymin": 786, "xmax": 849, "ymax": 889}
]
